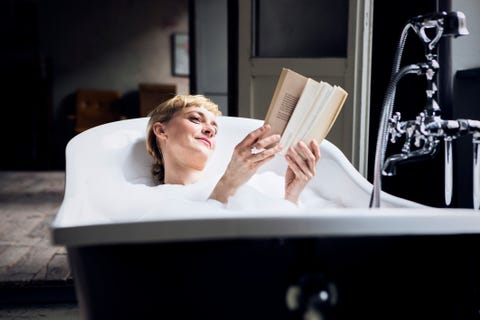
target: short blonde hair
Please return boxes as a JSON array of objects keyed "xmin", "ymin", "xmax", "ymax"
[{"xmin": 146, "ymin": 94, "xmax": 221, "ymax": 184}]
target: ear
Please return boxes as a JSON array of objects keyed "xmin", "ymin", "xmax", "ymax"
[{"xmin": 153, "ymin": 122, "xmax": 168, "ymax": 141}]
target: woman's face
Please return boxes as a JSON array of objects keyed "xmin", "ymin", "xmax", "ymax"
[{"xmin": 154, "ymin": 106, "xmax": 218, "ymax": 170}]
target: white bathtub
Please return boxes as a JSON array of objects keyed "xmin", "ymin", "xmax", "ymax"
[{"xmin": 51, "ymin": 116, "xmax": 480, "ymax": 320}]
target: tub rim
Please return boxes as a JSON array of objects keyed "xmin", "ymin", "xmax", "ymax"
[{"xmin": 51, "ymin": 207, "xmax": 480, "ymax": 247}]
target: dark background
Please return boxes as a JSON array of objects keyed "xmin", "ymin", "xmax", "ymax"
[{"xmin": 2, "ymin": 0, "xmax": 479, "ymax": 208}]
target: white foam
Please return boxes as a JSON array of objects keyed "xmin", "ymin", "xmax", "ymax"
[
  {"xmin": 56, "ymin": 117, "xmax": 421, "ymax": 228},
  {"xmin": 86, "ymin": 169, "xmax": 340, "ymax": 223}
]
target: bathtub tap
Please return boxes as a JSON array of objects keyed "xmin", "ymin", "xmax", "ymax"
[{"xmin": 370, "ymin": 11, "xmax": 478, "ymax": 208}]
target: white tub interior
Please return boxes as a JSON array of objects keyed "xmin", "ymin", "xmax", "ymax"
[{"xmin": 51, "ymin": 116, "xmax": 480, "ymax": 246}]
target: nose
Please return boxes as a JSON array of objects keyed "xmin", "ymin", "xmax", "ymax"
[{"xmin": 202, "ymin": 124, "xmax": 215, "ymax": 137}]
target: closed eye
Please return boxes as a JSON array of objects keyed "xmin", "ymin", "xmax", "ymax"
[
  {"xmin": 189, "ymin": 116, "xmax": 201, "ymax": 123},
  {"xmin": 186, "ymin": 110, "xmax": 218, "ymax": 135}
]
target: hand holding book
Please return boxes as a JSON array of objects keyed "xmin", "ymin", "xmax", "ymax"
[
  {"xmin": 214, "ymin": 68, "xmax": 347, "ymax": 205},
  {"xmin": 284, "ymin": 139, "xmax": 321, "ymax": 204},
  {"xmin": 264, "ymin": 68, "xmax": 348, "ymax": 155}
]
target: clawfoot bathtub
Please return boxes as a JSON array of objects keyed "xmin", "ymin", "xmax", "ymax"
[{"xmin": 52, "ymin": 116, "xmax": 480, "ymax": 320}]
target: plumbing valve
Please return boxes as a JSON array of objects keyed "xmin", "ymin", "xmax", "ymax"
[{"xmin": 388, "ymin": 112, "xmax": 404, "ymax": 143}]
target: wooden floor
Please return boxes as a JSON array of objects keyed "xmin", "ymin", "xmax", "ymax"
[
  {"xmin": 0, "ymin": 171, "xmax": 71, "ymax": 284},
  {"xmin": 0, "ymin": 303, "xmax": 79, "ymax": 319}
]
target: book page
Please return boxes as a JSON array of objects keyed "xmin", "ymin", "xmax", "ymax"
[
  {"xmin": 276, "ymin": 92, "xmax": 298, "ymax": 122},
  {"xmin": 264, "ymin": 68, "xmax": 308, "ymax": 136},
  {"xmin": 279, "ymin": 78, "xmax": 323, "ymax": 152},
  {"xmin": 302, "ymin": 86, "xmax": 348, "ymax": 143},
  {"xmin": 294, "ymin": 82, "xmax": 333, "ymax": 144}
]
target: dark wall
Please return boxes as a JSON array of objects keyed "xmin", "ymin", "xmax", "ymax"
[
  {"xmin": 0, "ymin": 0, "xmax": 188, "ymax": 170},
  {"xmin": 452, "ymin": 68, "xmax": 480, "ymax": 208},
  {"xmin": 0, "ymin": 1, "xmax": 50, "ymax": 170}
]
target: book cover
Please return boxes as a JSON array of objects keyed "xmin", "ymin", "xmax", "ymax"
[{"xmin": 264, "ymin": 68, "xmax": 308, "ymax": 136}]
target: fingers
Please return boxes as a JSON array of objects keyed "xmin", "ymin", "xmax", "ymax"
[
  {"xmin": 252, "ymin": 152, "xmax": 277, "ymax": 168},
  {"xmin": 238, "ymin": 124, "xmax": 273, "ymax": 147},
  {"xmin": 286, "ymin": 147, "xmax": 312, "ymax": 180},
  {"xmin": 251, "ymin": 143, "xmax": 282, "ymax": 163},
  {"xmin": 285, "ymin": 154, "xmax": 308, "ymax": 181},
  {"xmin": 296, "ymin": 141, "xmax": 317, "ymax": 174},
  {"xmin": 255, "ymin": 133, "xmax": 281, "ymax": 150},
  {"xmin": 286, "ymin": 140, "xmax": 321, "ymax": 179},
  {"xmin": 310, "ymin": 140, "xmax": 321, "ymax": 161},
  {"xmin": 235, "ymin": 124, "xmax": 282, "ymax": 158}
]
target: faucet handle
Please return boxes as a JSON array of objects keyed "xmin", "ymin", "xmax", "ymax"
[
  {"xmin": 414, "ymin": 112, "xmax": 428, "ymax": 147},
  {"xmin": 388, "ymin": 112, "xmax": 404, "ymax": 143}
]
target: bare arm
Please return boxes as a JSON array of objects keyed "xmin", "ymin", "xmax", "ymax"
[{"xmin": 209, "ymin": 124, "xmax": 282, "ymax": 203}]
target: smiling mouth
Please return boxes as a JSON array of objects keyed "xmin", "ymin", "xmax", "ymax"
[{"xmin": 197, "ymin": 138, "xmax": 211, "ymax": 148}]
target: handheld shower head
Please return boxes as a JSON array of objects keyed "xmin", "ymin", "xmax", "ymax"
[
  {"xmin": 441, "ymin": 11, "xmax": 469, "ymax": 37},
  {"xmin": 409, "ymin": 11, "xmax": 469, "ymax": 50}
]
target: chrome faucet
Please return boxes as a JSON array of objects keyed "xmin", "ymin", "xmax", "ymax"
[{"xmin": 369, "ymin": 11, "xmax": 480, "ymax": 208}]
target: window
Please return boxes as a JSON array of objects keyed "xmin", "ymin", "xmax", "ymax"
[{"xmin": 252, "ymin": 0, "xmax": 349, "ymax": 58}]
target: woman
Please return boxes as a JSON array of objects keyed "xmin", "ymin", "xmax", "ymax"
[{"xmin": 146, "ymin": 94, "xmax": 320, "ymax": 205}]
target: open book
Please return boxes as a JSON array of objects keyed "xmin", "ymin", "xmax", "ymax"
[{"xmin": 264, "ymin": 68, "xmax": 348, "ymax": 154}]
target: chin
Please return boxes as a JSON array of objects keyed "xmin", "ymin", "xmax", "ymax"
[{"xmin": 190, "ymin": 152, "xmax": 211, "ymax": 170}]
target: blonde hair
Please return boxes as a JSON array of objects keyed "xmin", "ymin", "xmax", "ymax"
[{"xmin": 146, "ymin": 94, "xmax": 221, "ymax": 184}]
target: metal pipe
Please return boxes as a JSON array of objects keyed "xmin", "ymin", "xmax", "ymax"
[
  {"xmin": 370, "ymin": 65, "xmax": 422, "ymax": 208},
  {"xmin": 473, "ymin": 135, "xmax": 480, "ymax": 210},
  {"xmin": 444, "ymin": 137, "xmax": 453, "ymax": 206},
  {"xmin": 382, "ymin": 138, "xmax": 439, "ymax": 176}
]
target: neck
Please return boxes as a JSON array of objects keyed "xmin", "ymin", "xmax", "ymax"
[{"xmin": 163, "ymin": 164, "xmax": 205, "ymax": 185}]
